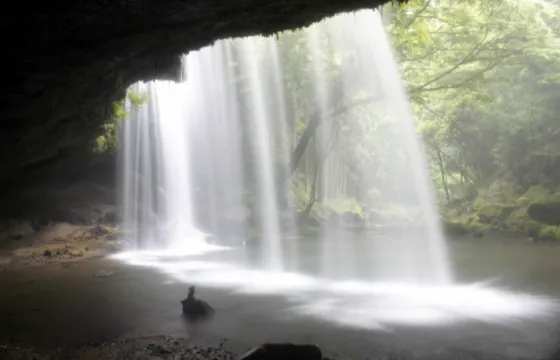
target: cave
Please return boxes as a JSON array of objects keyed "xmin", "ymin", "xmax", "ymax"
[{"xmin": 0, "ymin": 0, "xmax": 389, "ymax": 223}]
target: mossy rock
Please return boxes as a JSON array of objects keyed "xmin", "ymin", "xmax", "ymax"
[
  {"xmin": 442, "ymin": 212, "xmax": 490, "ymax": 237},
  {"xmin": 516, "ymin": 186, "xmax": 552, "ymax": 206},
  {"xmin": 476, "ymin": 203, "xmax": 516, "ymax": 224},
  {"xmin": 504, "ymin": 208, "xmax": 541, "ymax": 236},
  {"xmin": 536, "ymin": 226, "xmax": 560, "ymax": 241},
  {"xmin": 469, "ymin": 219, "xmax": 491, "ymax": 233},
  {"xmin": 477, "ymin": 204, "xmax": 503, "ymax": 224}
]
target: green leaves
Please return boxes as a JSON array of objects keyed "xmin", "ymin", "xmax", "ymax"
[
  {"xmin": 94, "ymin": 89, "xmax": 148, "ymax": 153},
  {"xmin": 387, "ymin": 0, "xmax": 560, "ymax": 200}
]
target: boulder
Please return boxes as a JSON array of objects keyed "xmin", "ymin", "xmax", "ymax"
[
  {"xmin": 527, "ymin": 202, "xmax": 560, "ymax": 226},
  {"xmin": 181, "ymin": 286, "xmax": 215, "ymax": 320},
  {"xmin": 239, "ymin": 343, "xmax": 322, "ymax": 360}
]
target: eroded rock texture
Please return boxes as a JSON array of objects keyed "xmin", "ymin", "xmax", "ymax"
[{"xmin": 0, "ymin": 0, "xmax": 389, "ymax": 222}]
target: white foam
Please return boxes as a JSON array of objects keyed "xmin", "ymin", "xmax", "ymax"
[{"xmin": 114, "ymin": 250, "xmax": 559, "ymax": 330}]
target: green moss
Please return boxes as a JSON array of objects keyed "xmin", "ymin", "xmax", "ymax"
[
  {"xmin": 550, "ymin": 192, "xmax": 560, "ymax": 203},
  {"xmin": 442, "ymin": 209, "xmax": 490, "ymax": 237},
  {"xmin": 469, "ymin": 219, "xmax": 490, "ymax": 232},
  {"xmin": 471, "ymin": 197, "xmax": 488, "ymax": 211},
  {"xmin": 536, "ymin": 226, "xmax": 560, "ymax": 240},
  {"xmin": 477, "ymin": 204, "xmax": 503, "ymax": 224},
  {"xmin": 516, "ymin": 186, "xmax": 552, "ymax": 206},
  {"xmin": 503, "ymin": 208, "xmax": 541, "ymax": 235}
]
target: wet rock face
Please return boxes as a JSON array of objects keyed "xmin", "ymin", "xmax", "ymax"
[{"xmin": 0, "ymin": 0, "xmax": 386, "ymax": 211}]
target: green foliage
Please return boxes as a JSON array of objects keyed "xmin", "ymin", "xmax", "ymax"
[
  {"xmin": 94, "ymin": 89, "xmax": 148, "ymax": 153},
  {"xmin": 322, "ymin": 197, "xmax": 363, "ymax": 216},
  {"xmin": 389, "ymin": 0, "xmax": 560, "ymax": 203},
  {"xmin": 229, "ymin": 0, "xmax": 560, "ymax": 238},
  {"xmin": 536, "ymin": 226, "xmax": 560, "ymax": 240}
]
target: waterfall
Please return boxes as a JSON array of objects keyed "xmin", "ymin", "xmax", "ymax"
[
  {"xmin": 119, "ymin": 9, "xmax": 451, "ymax": 282},
  {"xmin": 301, "ymin": 10, "xmax": 453, "ymax": 283},
  {"xmin": 120, "ymin": 80, "xmax": 207, "ymax": 252},
  {"xmin": 113, "ymin": 9, "xmax": 557, "ymax": 331}
]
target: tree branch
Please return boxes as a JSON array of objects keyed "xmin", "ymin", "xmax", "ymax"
[
  {"xmin": 291, "ymin": 95, "xmax": 381, "ymax": 173},
  {"xmin": 410, "ymin": 27, "xmax": 490, "ymax": 93}
]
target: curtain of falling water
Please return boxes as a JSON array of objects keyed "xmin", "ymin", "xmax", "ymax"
[
  {"xmin": 120, "ymin": 9, "xmax": 451, "ymax": 283},
  {"xmin": 120, "ymin": 83, "xmax": 161, "ymax": 249},
  {"xmin": 319, "ymin": 10, "xmax": 452, "ymax": 283},
  {"xmin": 120, "ymin": 79, "xmax": 206, "ymax": 251},
  {"xmin": 267, "ymin": 39, "xmax": 299, "ymax": 270},
  {"xmin": 186, "ymin": 43, "xmax": 247, "ymax": 242},
  {"xmin": 237, "ymin": 38, "xmax": 283, "ymax": 271}
]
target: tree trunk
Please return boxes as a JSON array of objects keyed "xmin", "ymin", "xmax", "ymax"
[{"xmin": 433, "ymin": 141, "xmax": 450, "ymax": 203}]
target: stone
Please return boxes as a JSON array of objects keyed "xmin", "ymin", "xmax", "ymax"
[
  {"xmin": 239, "ymin": 343, "xmax": 323, "ymax": 360},
  {"xmin": 43, "ymin": 249, "xmax": 52, "ymax": 257},
  {"xmin": 527, "ymin": 202, "xmax": 560, "ymax": 226},
  {"xmin": 181, "ymin": 285, "xmax": 215, "ymax": 320}
]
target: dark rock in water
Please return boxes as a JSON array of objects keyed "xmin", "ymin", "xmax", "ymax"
[
  {"xmin": 527, "ymin": 202, "xmax": 560, "ymax": 226},
  {"xmin": 442, "ymin": 220, "xmax": 470, "ymax": 236},
  {"xmin": 181, "ymin": 285, "xmax": 215, "ymax": 320},
  {"xmin": 239, "ymin": 343, "xmax": 322, "ymax": 360},
  {"xmin": 43, "ymin": 250, "xmax": 52, "ymax": 257}
]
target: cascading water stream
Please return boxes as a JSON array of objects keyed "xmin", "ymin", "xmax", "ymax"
[
  {"xmin": 114, "ymin": 9, "xmax": 556, "ymax": 329},
  {"xmin": 120, "ymin": 9, "xmax": 451, "ymax": 280},
  {"xmin": 237, "ymin": 38, "xmax": 284, "ymax": 271},
  {"xmin": 306, "ymin": 10, "xmax": 452, "ymax": 284}
]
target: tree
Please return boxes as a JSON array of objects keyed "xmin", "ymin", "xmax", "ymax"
[{"xmin": 390, "ymin": 0, "xmax": 560, "ymax": 200}]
